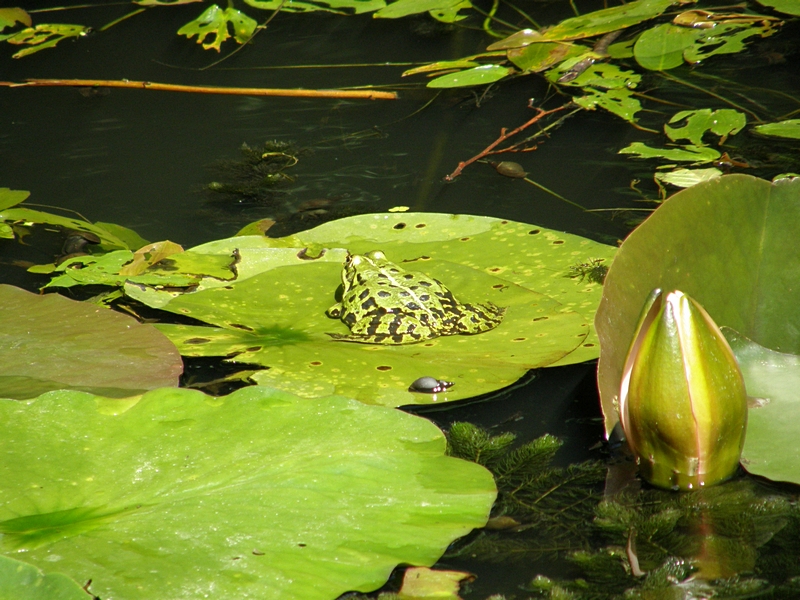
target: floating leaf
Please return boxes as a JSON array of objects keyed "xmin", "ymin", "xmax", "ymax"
[
  {"xmin": 0, "ymin": 8, "xmax": 30, "ymax": 40},
  {"xmin": 245, "ymin": 0, "xmax": 387, "ymax": 14},
  {"xmin": 156, "ymin": 258, "xmax": 586, "ymax": 405},
  {"xmin": 486, "ymin": 28, "xmax": 542, "ymax": 51},
  {"xmin": 195, "ymin": 213, "xmax": 616, "ymax": 367},
  {"xmin": 507, "ymin": 41, "xmax": 578, "ymax": 72},
  {"xmin": 0, "ymin": 285, "xmax": 181, "ymax": 399},
  {"xmin": 664, "ymin": 109, "xmax": 746, "ymax": 146},
  {"xmin": 374, "ymin": 0, "xmax": 472, "ymax": 21},
  {"xmin": 634, "ymin": 23, "xmax": 699, "ymax": 70},
  {"xmin": 654, "ymin": 167, "xmax": 722, "ymax": 188},
  {"xmin": 724, "ymin": 329, "xmax": 800, "ymax": 485},
  {"xmin": 540, "ymin": 0, "xmax": 681, "ymax": 42},
  {"xmin": 0, "ymin": 187, "xmax": 30, "ymax": 210},
  {"xmin": 403, "ymin": 59, "xmax": 480, "ymax": 77},
  {"xmin": 618, "ymin": 142, "xmax": 721, "ymax": 163},
  {"xmin": 427, "ymin": 64, "xmax": 513, "ymax": 88},
  {"xmin": 595, "ymin": 175, "xmax": 800, "ymax": 435},
  {"xmin": 753, "ymin": 0, "xmax": 800, "ymax": 15},
  {"xmin": 398, "ymin": 567, "xmax": 473, "ymax": 599},
  {"xmin": 552, "ymin": 61, "xmax": 641, "ymax": 90},
  {"xmin": 118, "ymin": 240, "xmax": 184, "ymax": 276},
  {"xmin": 178, "ymin": 4, "xmax": 257, "ymax": 51},
  {"xmin": 753, "ymin": 119, "xmax": 800, "ymax": 140},
  {"xmin": 136, "ymin": 0, "xmax": 203, "ymax": 5},
  {"xmin": 683, "ymin": 20, "xmax": 780, "ymax": 64},
  {"xmin": 574, "ymin": 88, "xmax": 642, "ymax": 123},
  {"xmin": 0, "ymin": 386, "xmax": 496, "ymax": 599},
  {"xmin": 0, "ymin": 555, "xmax": 87, "ymax": 600},
  {"xmin": 5, "ymin": 24, "xmax": 88, "ymax": 58}
]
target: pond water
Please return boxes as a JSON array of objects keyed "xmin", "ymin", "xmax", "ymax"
[{"xmin": 2, "ymin": 1, "xmax": 800, "ymax": 598}]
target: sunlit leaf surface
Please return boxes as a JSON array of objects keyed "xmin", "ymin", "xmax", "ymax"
[
  {"xmin": 724, "ymin": 329, "xmax": 800, "ymax": 485},
  {"xmin": 596, "ymin": 175, "xmax": 800, "ymax": 435},
  {"xmin": 540, "ymin": 0, "xmax": 680, "ymax": 41},
  {"xmin": 427, "ymin": 64, "xmax": 513, "ymax": 88},
  {"xmin": 753, "ymin": 0, "xmax": 800, "ymax": 15},
  {"xmin": 178, "ymin": 4, "xmax": 257, "ymax": 51},
  {"xmin": 654, "ymin": 167, "xmax": 723, "ymax": 188},
  {"xmin": 0, "ymin": 386, "xmax": 496, "ymax": 599},
  {"xmin": 753, "ymin": 119, "xmax": 800, "ymax": 139},
  {"xmin": 5, "ymin": 24, "xmax": 88, "ymax": 58},
  {"xmin": 0, "ymin": 285, "xmax": 182, "ymax": 399},
  {"xmin": 245, "ymin": 0, "xmax": 386, "ymax": 13},
  {"xmin": 664, "ymin": 109, "xmax": 746, "ymax": 146},
  {"xmin": 0, "ymin": 555, "xmax": 87, "ymax": 600},
  {"xmin": 618, "ymin": 142, "xmax": 721, "ymax": 163},
  {"xmin": 374, "ymin": 0, "xmax": 472, "ymax": 21}
]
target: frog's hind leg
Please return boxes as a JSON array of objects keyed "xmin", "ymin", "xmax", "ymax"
[{"xmin": 457, "ymin": 302, "xmax": 507, "ymax": 334}]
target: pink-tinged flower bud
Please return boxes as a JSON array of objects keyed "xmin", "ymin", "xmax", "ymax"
[{"xmin": 619, "ymin": 290, "xmax": 747, "ymax": 490}]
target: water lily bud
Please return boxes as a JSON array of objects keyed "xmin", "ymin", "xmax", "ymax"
[{"xmin": 619, "ymin": 289, "xmax": 747, "ymax": 490}]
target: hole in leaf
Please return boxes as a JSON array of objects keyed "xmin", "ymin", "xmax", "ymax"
[
  {"xmin": 228, "ymin": 323, "xmax": 255, "ymax": 331},
  {"xmin": 528, "ymin": 229, "xmax": 540, "ymax": 235},
  {"xmin": 415, "ymin": 223, "xmax": 426, "ymax": 228},
  {"xmin": 460, "ymin": 237, "xmax": 471, "ymax": 241},
  {"xmin": 553, "ymin": 240, "xmax": 565, "ymax": 245},
  {"xmin": 185, "ymin": 338, "xmax": 210, "ymax": 344},
  {"xmin": 310, "ymin": 361, "xmax": 322, "ymax": 366},
  {"xmin": 245, "ymin": 346, "xmax": 262, "ymax": 352},
  {"xmin": 393, "ymin": 223, "xmax": 406, "ymax": 230},
  {"xmin": 512, "ymin": 337, "xmax": 526, "ymax": 342},
  {"xmin": 533, "ymin": 316, "xmax": 548, "ymax": 321},
  {"xmin": 376, "ymin": 365, "xmax": 392, "ymax": 371}
]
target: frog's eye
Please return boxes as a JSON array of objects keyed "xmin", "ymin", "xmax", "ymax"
[{"xmin": 369, "ymin": 251, "xmax": 387, "ymax": 261}]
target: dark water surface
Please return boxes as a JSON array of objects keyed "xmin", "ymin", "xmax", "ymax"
[{"xmin": 2, "ymin": 1, "xmax": 800, "ymax": 598}]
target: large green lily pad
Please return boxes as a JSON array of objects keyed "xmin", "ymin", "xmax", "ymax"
[
  {"xmin": 0, "ymin": 285, "xmax": 182, "ymax": 399},
  {"xmin": 0, "ymin": 386, "xmax": 496, "ymax": 599},
  {"xmin": 156, "ymin": 258, "xmax": 587, "ymax": 405},
  {"xmin": 724, "ymin": 329, "xmax": 800, "ymax": 485},
  {"xmin": 596, "ymin": 175, "xmax": 800, "ymax": 435},
  {"xmin": 0, "ymin": 555, "xmax": 87, "ymax": 600}
]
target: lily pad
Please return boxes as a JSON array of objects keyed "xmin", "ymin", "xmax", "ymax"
[
  {"xmin": 0, "ymin": 386, "xmax": 496, "ymax": 599},
  {"xmin": 653, "ymin": 167, "xmax": 723, "ymax": 188},
  {"xmin": 539, "ymin": 0, "xmax": 679, "ymax": 42},
  {"xmin": 664, "ymin": 109, "xmax": 746, "ymax": 146},
  {"xmin": 0, "ymin": 284, "xmax": 182, "ymax": 399},
  {"xmin": 618, "ymin": 142, "xmax": 721, "ymax": 163},
  {"xmin": 427, "ymin": 64, "xmax": 513, "ymax": 88},
  {"xmin": 178, "ymin": 4, "xmax": 257, "ymax": 51},
  {"xmin": 0, "ymin": 555, "xmax": 87, "ymax": 600},
  {"xmin": 596, "ymin": 174, "xmax": 800, "ymax": 435},
  {"xmin": 156, "ymin": 258, "xmax": 587, "ymax": 406},
  {"xmin": 754, "ymin": 0, "xmax": 800, "ymax": 15},
  {"xmin": 724, "ymin": 329, "xmax": 800, "ymax": 485},
  {"xmin": 633, "ymin": 23, "xmax": 698, "ymax": 70},
  {"xmin": 244, "ymin": 0, "xmax": 386, "ymax": 14},
  {"xmin": 753, "ymin": 119, "xmax": 800, "ymax": 140}
]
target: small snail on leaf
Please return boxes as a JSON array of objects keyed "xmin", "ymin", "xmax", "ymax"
[
  {"xmin": 409, "ymin": 377, "xmax": 454, "ymax": 394},
  {"xmin": 490, "ymin": 161, "xmax": 527, "ymax": 179}
]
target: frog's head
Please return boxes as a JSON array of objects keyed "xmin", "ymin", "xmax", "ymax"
[{"xmin": 341, "ymin": 250, "xmax": 389, "ymax": 288}]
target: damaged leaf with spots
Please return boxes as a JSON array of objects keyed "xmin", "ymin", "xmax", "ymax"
[
  {"xmin": 178, "ymin": 4, "xmax": 257, "ymax": 51},
  {"xmin": 5, "ymin": 24, "xmax": 88, "ymax": 58},
  {"xmin": 664, "ymin": 109, "xmax": 746, "ymax": 146}
]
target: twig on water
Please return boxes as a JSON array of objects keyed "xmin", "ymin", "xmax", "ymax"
[
  {"xmin": 444, "ymin": 102, "xmax": 571, "ymax": 181},
  {"xmin": 0, "ymin": 78, "xmax": 398, "ymax": 100}
]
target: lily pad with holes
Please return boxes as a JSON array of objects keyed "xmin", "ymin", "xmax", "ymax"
[
  {"xmin": 0, "ymin": 285, "xmax": 182, "ymax": 399},
  {"xmin": 0, "ymin": 386, "xmax": 496, "ymax": 599},
  {"xmin": 156, "ymin": 258, "xmax": 589, "ymax": 406},
  {"xmin": 596, "ymin": 174, "xmax": 800, "ymax": 435}
]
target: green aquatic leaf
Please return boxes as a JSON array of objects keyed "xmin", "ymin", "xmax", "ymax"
[
  {"xmin": 245, "ymin": 0, "xmax": 386, "ymax": 13},
  {"xmin": 753, "ymin": 119, "xmax": 800, "ymax": 139},
  {"xmin": 178, "ymin": 4, "xmax": 257, "ymax": 51},
  {"xmin": 0, "ymin": 386, "xmax": 496, "ymax": 599},
  {"xmin": 0, "ymin": 285, "xmax": 181, "ymax": 399},
  {"xmin": 403, "ymin": 59, "xmax": 480, "ymax": 77},
  {"xmin": 724, "ymin": 329, "xmax": 800, "ymax": 485},
  {"xmin": 753, "ymin": 0, "xmax": 800, "ymax": 15},
  {"xmin": 634, "ymin": 23, "xmax": 701, "ymax": 70},
  {"xmin": 43, "ymin": 247, "xmax": 236, "ymax": 290},
  {"xmin": 0, "ymin": 555, "xmax": 87, "ymax": 600},
  {"xmin": 618, "ymin": 142, "xmax": 721, "ymax": 163},
  {"xmin": 574, "ymin": 88, "xmax": 642, "ymax": 123},
  {"xmin": 427, "ymin": 64, "xmax": 513, "ymax": 88},
  {"xmin": 0, "ymin": 8, "xmax": 31, "ymax": 33},
  {"xmin": 507, "ymin": 41, "xmax": 580, "ymax": 72},
  {"xmin": 540, "ymin": 0, "xmax": 683, "ymax": 42},
  {"xmin": 596, "ymin": 174, "xmax": 800, "ymax": 435},
  {"xmin": 683, "ymin": 20, "xmax": 780, "ymax": 64},
  {"xmin": 664, "ymin": 109, "xmax": 746, "ymax": 146},
  {"xmin": 0, "ymin": 224, "xmax": 13, "ymax": 239},
  {"xmin": 156, "ymin": 258, "xmax": 585, "ymax": 406},
  {"xmin": 654, "ymin": 167, "xmax": 723, "ymax": 188},
  {"xmin": 0, "ymin": 206, "xmax": 136, "ymax": 251},
  {"xmin": 374, "ymin": 0, "xmax": 472, "ymax": 20},
  {"xmin": 196, "ymin": 213, "xmax": 616, "ymax": 367},
  {"xmin": 5, "ymin": 24, "xmax": 88, "ymax": 58},
  {"xmin": 136, "ymin": 0, "xmax": 203, "ymax": 5},
  {"xmin": 0, "ymin": 187, "xmax": 29, "ymax": 210},
  {"xmin": 552, "ymin": 61, "xmax": 641, "ymax": 90}
]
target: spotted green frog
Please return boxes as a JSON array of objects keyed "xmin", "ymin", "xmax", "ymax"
[{"xmin": 326, "ymin": 250, "xmax": 505, "ymax": 344}]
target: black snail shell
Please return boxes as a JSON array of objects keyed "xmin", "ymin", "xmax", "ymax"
[{"xmin": 408, "ymin": 377, "xmax": 455, "ymax": 394}]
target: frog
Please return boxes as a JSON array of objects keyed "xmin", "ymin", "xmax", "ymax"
[{"xmin": 326, "ymin": 250, "xmax": 505, "ymax": 344}]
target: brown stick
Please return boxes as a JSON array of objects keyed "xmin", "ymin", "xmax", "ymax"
[
  {"xmin": 444, "ymin": 103, "xmax": 569, "ymax": 181},
  {"xmin": 0, "ymin": 78, "xmax": 398, "ymax": 100}
]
